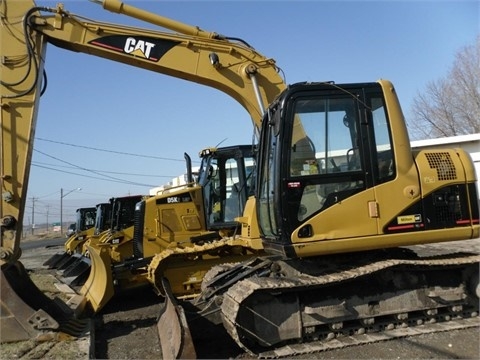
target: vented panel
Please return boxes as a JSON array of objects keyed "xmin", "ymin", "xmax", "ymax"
[
  {"xmin": 424, "ymin": 152, "xmax": 457, "ymax": 181},
  {"xmin": 433, "ymin": 191, "xmax": 462, "ymax": 224}
]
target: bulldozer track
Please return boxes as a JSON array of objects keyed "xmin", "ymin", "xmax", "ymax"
[{"xmin": 147, "ymin": 237, "xmax": 263, "ymax": 294}]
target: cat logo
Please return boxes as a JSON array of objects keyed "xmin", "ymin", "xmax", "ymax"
[
  {"xmin": 89, "ymin": 35, "xmax": 179, "ymax": 62},
  {"xmin": 124, "ymin": 37, "xmax": 155, "ymax": 59}
]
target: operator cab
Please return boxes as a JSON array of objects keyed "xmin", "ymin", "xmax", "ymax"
[
  {"xmin": 197, "ymin": 145, "xmax": 256, "ymax": 230},
  {"xmin": 76, "ymin": 207, "xmax": 97, "ymax": 232},
  {"xmin": 257, "ymin": 81, "xmax": 396, "ymax": 256},
  {"xmin": 93, "ymin": 202, "xmax": 112, "ymax": 236}
]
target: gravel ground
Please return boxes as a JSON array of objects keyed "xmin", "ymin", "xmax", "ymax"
[{"xmin": 1, "ymin": 238, "xmax": 479, "ymax": 359}]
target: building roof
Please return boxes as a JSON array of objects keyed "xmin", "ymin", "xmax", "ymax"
[{"xmin": 411, "ymin": 133, "xmax": 480, "ymax": 148}]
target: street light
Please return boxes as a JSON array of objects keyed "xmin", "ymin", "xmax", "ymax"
[{"xmin": 60, "ymin": 187, "xmax": 81, "ymax": 235}]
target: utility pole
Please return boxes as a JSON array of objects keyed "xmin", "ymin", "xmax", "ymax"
[
  {"xmin": 45, "ymin": 205, "xmax": 50, "ymax": 234},
  {"xmin": 60, "ymin": 187, "xmax": 81, "ymax": 235},
  {"xmin": 31, "ymin": 197, "xmax": 36, "ymax": 235},
  {"xmin": 60, "ymin": 188, "xmax": 63, "ymax": 235}
]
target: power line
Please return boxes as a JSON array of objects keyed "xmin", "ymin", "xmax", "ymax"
[
  {"xmin": 32, "ymin": 161, "xmax": 176, "ymax": 178},
  {"xmin": 36, "ymin": 137, "xmax": 190, "ymax": 162},
  {"xmin": 34, "ymin": 149, "xmax": 156, "ymax": 187},
  {"xmin": 32, "ymin": 159, "xmax": 157, "ymax": 187}
]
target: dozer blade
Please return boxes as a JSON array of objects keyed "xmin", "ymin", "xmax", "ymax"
[
  {"xmin": 61, "ymin": 256, "xmax": 90, "ymax": 277},
  {"xmin": 43, "ymin": 252, "xmax": 70, "ymax": 269},
  {"xmin": 0, "ymin": 261, "xmax": 88, "ymax": 343},
  {"xmin": 54, "ymin": 253, "xmax": 79, "ymax": 271},
  {"xmin": 157, "ymin": 278, "xmax": 196, "ymax": 359},
  {"xmin": 62, "ymin": 262, "xmax": 91, "ymax": 287},
  {"xmin": 80, "ymin": 245, "xmax": 114, "ymax": 313},
  {"xmin": 58, "ymin": 255, "xmax": 91, "ymax": 287}
]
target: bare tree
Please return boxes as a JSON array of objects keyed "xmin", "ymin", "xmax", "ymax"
[{"xmin": 408, "ymin": 36, "xmax": 480, "ymax": 139}]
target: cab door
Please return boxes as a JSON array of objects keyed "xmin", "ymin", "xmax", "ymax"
[{"xmin": 280, "ymin": 85, "xmax": 395, "ymax": 246}]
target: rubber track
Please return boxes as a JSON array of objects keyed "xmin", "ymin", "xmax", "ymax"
[{"xmin": 222, "ymin": 253, "xmax": 480, "ymax": 358}]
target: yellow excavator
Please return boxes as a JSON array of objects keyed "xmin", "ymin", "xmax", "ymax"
[{"xmin": 1, "ymin": 0, "xmax": 478, "ymax": 357}]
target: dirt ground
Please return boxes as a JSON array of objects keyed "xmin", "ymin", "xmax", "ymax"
[
  {"xmin": 91, "ymin": 287, "xmax": 480, "ymax": 360},
  {"xmin": 1, "ymin": 238, "xmax": 479, "ymax": 359}
]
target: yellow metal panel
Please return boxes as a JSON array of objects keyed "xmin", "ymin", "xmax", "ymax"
[{"xmin": 1, "ymin": 0, "xmax": 46, "ymax": 263}]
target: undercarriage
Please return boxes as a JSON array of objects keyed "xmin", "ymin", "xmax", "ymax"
[{"xmin": 164, "ymin": 247, "xmax": 480, "ymax": 358}]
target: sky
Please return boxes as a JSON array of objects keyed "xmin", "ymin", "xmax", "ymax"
[{"xmin": 21, "ymin": 0, "xmax": 479, "ymax": 226}]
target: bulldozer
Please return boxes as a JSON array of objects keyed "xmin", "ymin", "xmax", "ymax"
[
  {"xmin": 80, "ymin": 145, "xmax": 264, "ymax": 313},
  {"xmin": 1, "ymin": 0, "xmax": 478, "ymax": 357},
  {"xmin": 44, "ymin": 206, "xmax": 98, "ymax": 269},
  {"xmin": 55, "ymin": 195, "xmax": 144, "ymax": 288},
  {"xmin": 30, "ymin": 144, "xmax": 261, "ymax": 316}
]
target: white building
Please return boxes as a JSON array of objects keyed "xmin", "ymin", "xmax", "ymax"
[{"xmin": 149, "ymin": 169, "xmax": 197, "ymax": 195}]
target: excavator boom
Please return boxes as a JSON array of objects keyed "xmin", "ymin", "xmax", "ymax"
[
  {"xmin": 1, "ymin": 1, "xmax": 60, "ymax": 341},
  {"xmin": 1, "ymin": 0, "xmax": 46, "ymax": 263},
  {"xmin": 25, "ymin": 0, "xmax": 285, "ymax": 126}
]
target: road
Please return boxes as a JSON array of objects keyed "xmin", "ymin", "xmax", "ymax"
[{"xmin": 21, "ymin": 236, "xmax": 65, "ymax": 250}]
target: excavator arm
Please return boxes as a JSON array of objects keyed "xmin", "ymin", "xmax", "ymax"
[{"xmin": 1, "ymin": 1, "xmax": 46, "ymax": 266}]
